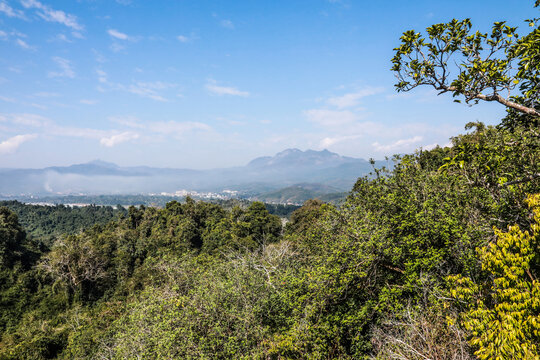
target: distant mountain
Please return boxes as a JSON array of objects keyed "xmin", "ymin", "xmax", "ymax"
[
  {"xmin": 248, "ymin": 148, "xmax": 359, "ymax": 169},
  {"xmin": 241, "ymin": 149, "xmax": 372, "ymax": 189},
  {"xmin": 0, "ymin": 149, "xmax": 377, "ymax": 197}
]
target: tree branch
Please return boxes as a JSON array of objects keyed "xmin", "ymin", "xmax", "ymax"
[
  {"xmin": 437, "ymin": 85, "xmax": 540, "ymax": 117},
  {"xmin": 474, "ymin": 93, "xmax": 540, "ymax": 117},
  {"xmin": 499, "ymin": 173, "xmax": 540, "ymax": 187}
]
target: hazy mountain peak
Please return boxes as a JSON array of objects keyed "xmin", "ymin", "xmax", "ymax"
[
  {"xmin": 275, "ymin": 148, "xmax": 302, "ymax": 157},
  {"xmin": 86, "ymin": 160, "xmax": 119, "ymax": 168},
  {"xmin": 247, "ymin": 148, "xmax": 362, "ymax": 168},
  {"xmin": 0, "ymin": 148, "xmax": 374, "ymax": 196}
]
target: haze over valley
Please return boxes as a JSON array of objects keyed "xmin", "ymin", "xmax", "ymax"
[{"xmin": 1, "ymin": 148, "xmax": 377, "ymax": 203}]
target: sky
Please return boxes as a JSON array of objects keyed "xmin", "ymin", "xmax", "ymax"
[{"xmin": 0, "ymin": 0, "xmax": 536, "ymax": 169}]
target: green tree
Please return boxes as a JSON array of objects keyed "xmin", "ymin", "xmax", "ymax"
[
  {"xmin": 0, "ymin": 207, "xmax": 28, "ymax": 268},
  {"xmin": 40, "ymin": 231, "xmax": 116, "ymax": 301},
  {"xmin": 391, "ymin": 1, "xmax": 540, "ymax": 126},
  {"xmin": 449, "ymin": 194, "xmax": 540, "ymax": 360},
  {"xmin": 284, "ymin": 199, "xmax": 325, "ymax": 236}
]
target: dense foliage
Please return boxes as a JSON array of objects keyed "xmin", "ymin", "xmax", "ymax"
[
  {"xmin": 0, "ymin": 201, "xmax": 124, "ymax": 247},
  {"xmin": 1, "ymin": 3, "xmax": 539, "ymax": 359}
]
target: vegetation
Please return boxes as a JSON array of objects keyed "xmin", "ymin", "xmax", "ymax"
[
  {"xmin": 0, "ymin": 2, "xmax": 539, "ymax": 359},
  {"xmin": 254, "ymin": 184, "xmax": 346, "ymax": 205},
  {"xmin": 0, "ymin": 201, "xmax": 124, "ymax": 247},
  {"xmin": 449, "ymin": 194, "xmax": 540, "ymax": 360},
  {"xmin": 391, "ymin": 1, "xmax": 540, "ymax": 128},
  {"xmin": 1, "ymin": 197, "xmax": 301, "ymax": 218}
]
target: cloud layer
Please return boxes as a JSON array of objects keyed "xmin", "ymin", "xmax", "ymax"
[
  {"xmin": 100, "ymin": 131, "xmax": 139, "ymax": 147},
  {"xmin": 0, "ymin": 134, "xmax": 37, "ymax": 155},
  {"xmin": 21, "ymin": 0, "xmax": 83, "ymax": 30},
  {"xmin": 206, "ymin": 80, "xmax": 249, "ymax": 97}
]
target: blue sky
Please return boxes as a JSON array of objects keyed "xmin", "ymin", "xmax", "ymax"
[{"xmin": 0, "ymin": 0, "xmax": 535, "ymax": 169}]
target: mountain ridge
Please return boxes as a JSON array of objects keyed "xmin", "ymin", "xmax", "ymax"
[{"xmin": 0, "ymin": 149, "xmax": 377, "ymax": 196}]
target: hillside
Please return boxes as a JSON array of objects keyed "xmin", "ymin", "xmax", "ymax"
[
  {"xmin": 0, "ymin": 200, "xmax": 124, "ymax": 246},
  {"xmin": 253, "ymin": 183, "xmax": 346, "ymax": 204}
]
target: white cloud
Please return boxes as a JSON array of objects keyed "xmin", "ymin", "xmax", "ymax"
[
  {"xmin": 93, "ymin": 49, "xmax": 107, "ymax": 63},
  {"xmin": 319, "ymin": 134, "xmax": 362, "ymax": 148},
  {"xmin": 51, "ymin": 33, "xmax": 71, "ymax": 43},
  {"xmin": 71, "ymin": 31, "xmax": 83, "ymax": 39},
  {"xmin": 29, "ymin": 102, "xmax": 46, "ymax": 110},
  {"xmin": 109, "ymin": 116, "xmax": 212, "ymax": 137},
  {"xmin": 0, "ymin": 1, "xmax": 25, "ymax": 18},
  {"xmin": 0, "ymin": 96, "xmax": 49, "ymax": 109},
  {"xmin": 0, "ymin": 30, "xmax": 7, "ymax": 39},
  {"xmin": 109, "ymin": 115, "xmax": 145, "ymax": 128},
  {"xmin": 16, "ymin": 38, "xmax": 33, "ymax": 50},
  {"xmin": 372, "ymin": 136, "xmax": 423, "ymax": 152},
  {"xmin": 206, "ymin": 80, "xmax": 249, "ymax": 97},
  {"xmin": 300, "ymin": 86, "xmax": 453, "ymax": 156},
  {"xmin": 96, "ymin": 71, "xmax": 177, "ymax": 102},
  {"xmin": 109, "ymin": 42, "xmax": 125, "ymax": 52},
  {"xmin": 326, "ymin": 87, "xmax": 384, "ymax": 109},
  {"xmin": 126, "ymin": 81, "xmax": 175, "ymax": 102},
  {"xmin": 422, "ymin": 143, "xmax": 438, "ymax": 151},
  {"xmin": 48, "ymin": 56, "xmax": 75, "ymax": 78},
  {"xmin": 107, "ymin": 28, "xmax": 129, "ymax": 40},
  {"xmin": 100, "ymin": 131, "xmax": 139, "ymax": 147},
  {"xmin": 47, "ymin": 125, "xmax": 107, "ymax": 139},
  {"xmin": 177, "ymin": 35, "xmax": 189, "ymax": 43},
  {"xmin": 220, "ymin": 19, "xmax": 234, "ymax": 29},
  {"xmin": 0, "ymin": 134, "xmax": 37, "ymax": 154},
  {"xmin": 21, "ymin": 0, "xmax": 83, "ymax": 31},
  {"xmin": 9, "ymin": 29, "xmax": 26, "ymax": 37},
  {"xmin": 422, "ymin": 141, "xmax": 453, "ymax": 150},
  {"xmin": 304, "ymin": 109, "xmax": 358, "ymax": 127},
  {"xmin": 96, "ymin": 69, "xmax": 107, "ymax": 83},
  {"xmin": 0, "ymin": 95, "xmax": 16, "ymax": 103},
  {"xmin": 177, "ymin": 34, "xmax": 199, "ymax": 43},
  {"xmin": 10, "ymin": 113, "xmax": 48, "ymax": 126},
  {"xmin": 0, "ymin": 113, "xmax": 209, "ymax": 147},
  {"xmin": 387, "ymin": 88, "xmax": 445, "ymax": 104},
  {"xmin": 1, "ymin": 114, "xmax": 105, "ymax": 140}
]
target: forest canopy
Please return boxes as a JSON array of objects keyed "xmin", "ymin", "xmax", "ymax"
[{"xmin": 0, "ymin": 2, "xmax": 539, "ymax": 359}]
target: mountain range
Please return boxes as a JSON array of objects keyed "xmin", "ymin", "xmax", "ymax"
[{"xmin": 0, "ymin": 149, "xmax": 378, "ymax": 198}]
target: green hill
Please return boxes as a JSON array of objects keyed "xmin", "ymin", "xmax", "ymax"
[{"xmin": 254, "ymin": 183, "xmax": 347, "ymax": 204}]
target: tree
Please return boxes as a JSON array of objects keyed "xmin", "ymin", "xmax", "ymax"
[
  {"xmin": 0, "ymin": 207, "xmax": 26, "ymax": 268},
  {"xmin": 285, "ymin": 199, "xmax": 325, "ymax": 236},
  {"xmin": 391, "ymin": 1, "xmax": 540, "ymax": 126},
  {"xmin": 449, "ymin": 194, "xmax": 540, "ymax": 360},
  {"xmin": 41, "ymin": 232, "xmax": 115, "ymax": 301}
]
